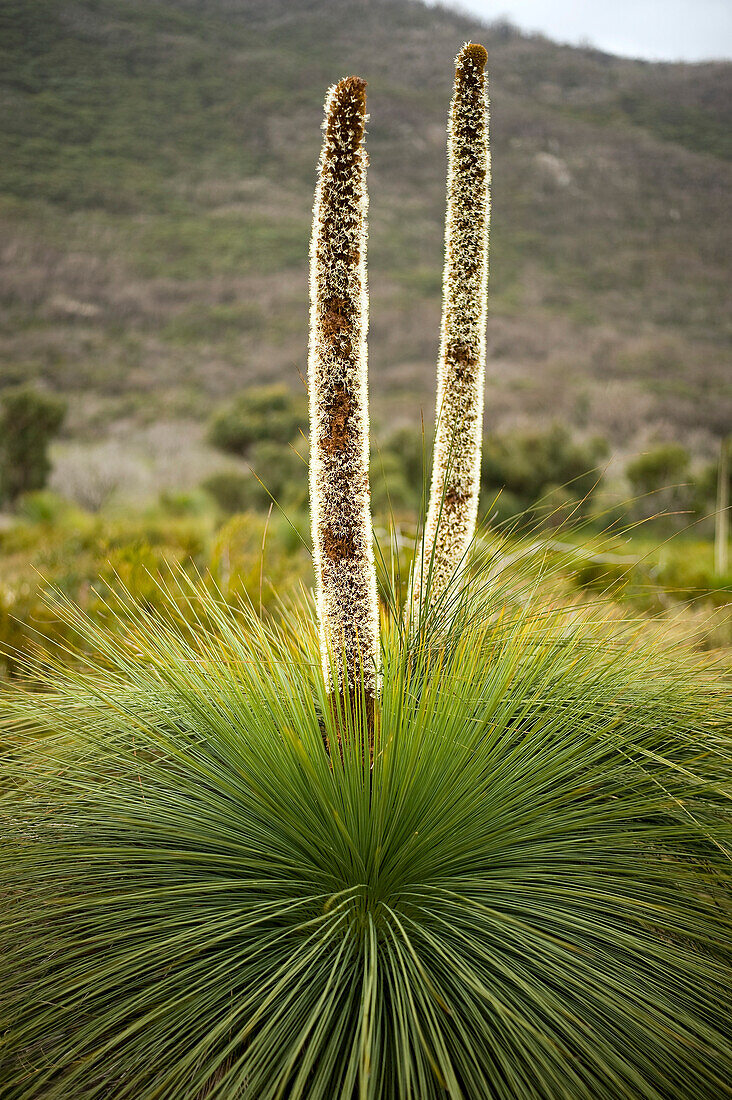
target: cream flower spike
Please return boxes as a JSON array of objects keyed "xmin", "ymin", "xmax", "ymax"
[
  {"xmin": 410, "ymin": 43, "xmax": 491, "ymax": 622},
  {"xmin": 308, "ymin": 76, "xmax": 379, "ymax": 721}
]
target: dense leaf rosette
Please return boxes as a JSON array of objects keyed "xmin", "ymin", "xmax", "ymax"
[{"xmin": 1, "ymin": 569, "xmax": 730, "ymax": 1099}]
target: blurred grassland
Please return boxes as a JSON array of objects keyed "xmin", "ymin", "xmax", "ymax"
[{"xmin": 1, "ymin": 493, "xmax": 729, "ymax": 680}]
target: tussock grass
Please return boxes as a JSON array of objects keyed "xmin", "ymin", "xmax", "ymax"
[{"xmin": 0, "ymin": 558, "xmax": 730, "ymax": 1098}]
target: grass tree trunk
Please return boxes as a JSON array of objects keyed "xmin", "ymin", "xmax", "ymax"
[
  {"xmin": 410, "ymin": 43, "xmax": 490, "ymax": 622},
  {"xmin": 308, "ymin": 76, "xmax": 379, "ymax": 741}
]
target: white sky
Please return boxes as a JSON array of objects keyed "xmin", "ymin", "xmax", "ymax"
[{"xmin": 432, "ymin": 0, "xmax": 732, "ymax": 61}]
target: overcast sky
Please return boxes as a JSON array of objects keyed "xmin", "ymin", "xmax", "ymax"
[{"xmin": 433, "ymin": 0, "xmax": 732, "ymax": 61}]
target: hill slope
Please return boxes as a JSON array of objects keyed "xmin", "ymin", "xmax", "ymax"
[{"xmin": 1, "ymin": 0, "xmax": 730, "ymax": 472}]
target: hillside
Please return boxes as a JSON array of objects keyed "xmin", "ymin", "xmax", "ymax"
[{"xmin": 1, "ymin": 0, "xmax": 730, "ymax": 490}]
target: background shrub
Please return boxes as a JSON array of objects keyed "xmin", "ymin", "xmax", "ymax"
[
  {"xmin": 624, "ymin": 443, "xmax": 718, "ymax": 527},
  {"xmin": 200, "ymin": 471, "xmax": 254, "ymax": 515},
  {"xmin": 0, "ymin": 387, "xmax": 67, "ymax": 505},
  {"xmin": 207, "ymin": 385, "xmax": 308, "ymax": 457},
  {"xmin": 203, "ymin": 441, "xmax": 307, "ymax": 515},
  {"xmin": 370, "ymin": 448, "xmax": 420, "ymax": 517},
  {"xmin": 626, "ymin": 443, "xmax": 690, "ymax": 494},
  {"xmin": 480, "ymin": 424, "xmax": 607, "ymax": 523}
]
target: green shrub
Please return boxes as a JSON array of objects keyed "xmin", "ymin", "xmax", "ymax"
[
  {"xmin": 693, "ymin": 458, "xmax": 722, "ymax": 511},
  {"xmin": 370, "ymin": 449, "xmax": 419, "ymax": 517},
  {"xmin": 380, "ymin": 427, "xmax": 430, "ymax": 489},
  {"xmin": 157, "ymin": 489, "xmax": 215, "ymax": 519},
  {"xmin": 650, "ymin": 542, "xmax": 731, "ymax": 607},
  {"xmin": 626, "ymin": 444, "xmax": 690, "ymax": 494},
  {"xmin": 204, "ymin": 443, "xmax": 307, "ymax": 515},
  {"xmin": 248, "ymin": 439, "xmax": 308, "ymax": 507},
  {"xmin": 0, "ymin": 501, "xmax": 315, "ymax": 679},
  {"xmin": 623, "ymin": 445, "xmax": 719, "ymax": 528},
  {"xmin": 200, "ymin": 471, "xmax": 253, "ymax": 514},
  {"xmin": 209, "ymin": 512, "xmax": 311, "ymax": 607},
  {"xmin": 0, "ymin": 569, "xmax": 729, "ymax": 1097},
  {"xmin": 14, "ymin": 490, "xmax": 75, "ymax": 525},
  {"xmin": 0, "ymin": 387, "xmax": 66, "ymax": 505},
  {"xmin": 480, "ymin": 425, "xmax": 607, "ymax": 522},
  {"xmin": 207, "ymin": 385, "xmax": 308, "ymax": 457},
  {"xmin": 0, "ymin": 518, "xmax": 205, "ymax": 679}
]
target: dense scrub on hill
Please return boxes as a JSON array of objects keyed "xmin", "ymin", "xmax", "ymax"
[{"xmin": 0, "ymin": 0, "xmax": 729, "ymax": 460}]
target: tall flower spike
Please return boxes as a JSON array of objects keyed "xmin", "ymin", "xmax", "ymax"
[
  {"xmin": 410, "ymin": 43, "xmax": 490, "ymax": 619},
  {"xmin": 308, "ymin": 76, "xmax": 379, "ymax": 716}
]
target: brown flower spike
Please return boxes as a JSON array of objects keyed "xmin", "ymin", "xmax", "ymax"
[
  {"xmin": 411, "ymin": 43, "xmax": 491, "ymax": 619},
  {"xmin": 308, "ymin": 76, "xmax": 379, "ymax": 711}
]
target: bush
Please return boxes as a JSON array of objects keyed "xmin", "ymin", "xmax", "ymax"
[
  {"xmin": 0, "ymin": 501, "xmax": 314, "ymax": 679},
  {"xmin": 650, "ymin": 541, "xmax": 731, "ymax": 606},
  {"xmin": 380, "ymin": 427, "xmax": 430, "ymax": 491},
  {"xmin": 204, "ymin": 442, "xmax": 307, "ymax": 515},
  {"xmin": 0, "ymin": 387, "xmax": 66, "ymax": 505},
  {"xmin": 0, "ymin": 570, "xmax": 729, "ymax": 1098},
  {"xmin": 209, "ymin": 512, "xmax": 311, "ymax": 606},
  {"xmin": 370, "ymin": 449, "xmax": 419, "ymax": 517},
  {"xmin": 0, "ymin": 510, "xmax": 210, "ymax": 679},
  {"xmin": 480, "ymin": 424, "xmax": 607, "ymax": 523},
  {"xmin": 248, "ymin": 439, "xmax": 308, "ymax": 507},
  {"xmin": 14, "ymin": 490, "xmax": 75, "ymax": 525},
  {"xmin": 207, "ymin": 385, "xmax": 308, "ymax": 457},
  {"xmin": 157, "ymin": 489, "xmax": 214, "ymax": 519},
  {"xmin": 626, "ymin": 444, "xmax": 690, "ymax": 494},
  {"xmin": 623, "ymin": 445, "xmax": 719, "ymax": 528},
  {"xmin": 200, "ymin": 471, "xmax": 254, "ymax": 515}
]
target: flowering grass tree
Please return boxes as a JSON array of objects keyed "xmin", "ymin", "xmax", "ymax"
[
  {"xmin": 410, "ymin": 42, "xmax": 491, "ymax": 623},
  {"xmin": 0, "ymin": 45, "xmax": 731, "ymax": 1100},
  {"xmin": 308, "ymin": 75, "xmax": 379, "ymax": 743}
]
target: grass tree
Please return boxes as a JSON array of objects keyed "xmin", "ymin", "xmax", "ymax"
[
  {"xmin": 1, "ymin": 566, "xmax": 730, "ymax": 1099},
  {"xmin": 410, "ymin": 43, "xmax": 491, "ymax": 621},
  {"xmin": 0, "ymin": 47, "xmax": 731, "ymax": 1100},
  {"xmin": 309, "ymin": 75, "xmax": 379, "ymax": 738}
]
